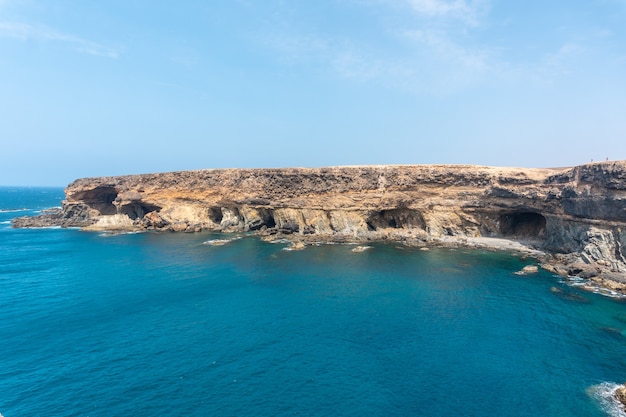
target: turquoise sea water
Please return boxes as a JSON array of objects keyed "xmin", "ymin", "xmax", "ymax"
[{"xmin": 3, "ymin": 187, "xmax": 626, "ymax": 416}]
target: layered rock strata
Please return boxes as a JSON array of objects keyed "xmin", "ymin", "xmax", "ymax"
[{"xmin": 14, "ymin": 162, "xmax": 626, "ymax": 289}]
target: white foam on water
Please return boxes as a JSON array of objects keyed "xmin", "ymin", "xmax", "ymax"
[
  {"xmin": 590, "ymin": 287, "xmax": 626, "ymax": 299},
  {"xmin": 0, "ymin": 208, "xmax": 28, "ymax": 213},
  {"xmin": 587, "ymin": 382, "xmax": 626, "ymax": 417},
  {"xmin": 558, "ymin": 276, "xmax": 626, "ymax": 299},
  {"xmin": 282, "ymin": 242, "xmax": 306, "ymax": 251},
  {"xmin": 203, "ymin": 236, "xmax": 241, "ymax": 246},
  {"xmin": 0, "ymin": 220, "xmax": 11, "ymax": 225},
  {"xmin": 34, "ymin": 206, "xmax": 62, "ymax": 213},
  {"xmin": 267, "ymin": 238, "xmax": 291, "ymax": 244},
  {"xmin": 98, "ymin": 230, "xmax": 144, "ymax": 237}
]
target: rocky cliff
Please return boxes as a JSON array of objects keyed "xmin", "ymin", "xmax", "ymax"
[{"xmin": 14, "ymin": 162, "xmax": 626, "ymax": 290}]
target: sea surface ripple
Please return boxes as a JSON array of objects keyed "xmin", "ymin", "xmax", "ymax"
[{"xmin": 2, "ymin": 187, "xmax": 626, "ymax": 416}]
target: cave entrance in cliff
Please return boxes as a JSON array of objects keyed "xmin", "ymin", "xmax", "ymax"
[
  {"xmin": 119, "ymin": 203, "xmax": 162, "ymax": 220},
  {"xmin": 366, "ymin": 209, "xmax": 426, "ymax": 231},
  {"xmin": 71, "ymin": 185, "xmax": 118, "ymax": 215},
  {"xmin": 500, "ymin": 212, "xmax": 546, "ymax": 238}
]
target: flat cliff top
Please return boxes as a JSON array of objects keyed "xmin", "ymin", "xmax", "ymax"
[
  {"xmin": 66, "ymin": 164, "xmax": 571, "ymax": 198},
  {"xmin": 63, "ymin": 162, "xmax": 626, "ymax": 212},
  {"xmin": 69, "ymin": 164, "xmax": 566, "ymax": 186}
]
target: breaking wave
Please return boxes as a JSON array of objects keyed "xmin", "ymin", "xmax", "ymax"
[
  {"xmin": 98, "ymin": 231, "xmax": 144, "ymax": 237},
  {"xmin": 203, "ymin": 236, "xmax": 242, "ymax": 246},
  {"xmin": 0, "ymin": 208, "xmax": 28, "ymax": 213},
  {"xmin": 34, "ymin": 206, "xmax": 62, "ymax": 214},
  {"xmin": 560, "ymin": 276, "xmax": 626, "ymax": 299},
  {"xmin": 587, "ymin": 382, "xmax": 626, "ymax": 417}
]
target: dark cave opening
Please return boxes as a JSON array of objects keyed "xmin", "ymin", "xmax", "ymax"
[
  {"xmin": 367, "ymin": 209, "xmax": 426, "ymax": 230},
  {"xmin": 500, "ymin": 212, "xmax": 546, "ymax": 238},
  {"xmin": 71, "ymin": 186, "xmax": 119, "ymax": 215},
  {"xmin": 208, "ymin": 207, "xmax": 223, "ymax": 224},
  {"xmin": 247, "ymin": 208, "xmax": 276, "ymax": 231},
  {"xmin": 263, "ymin": 211, "xmax": 277, "ymax": 229},
  {"xmin": 119, "ymin": 203, "xmax": 162, "ymax": 220}
]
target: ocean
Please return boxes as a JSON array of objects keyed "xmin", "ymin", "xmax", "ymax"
[{"xmin": 2, "ymin": 187, "xmax": 626, "ymax": 416}]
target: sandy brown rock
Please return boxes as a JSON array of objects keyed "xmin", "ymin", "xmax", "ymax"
[
  {"xmin": 514, "ymin": 265, "xmax": 539, "ymax": 275},
  {"xmin": 615, "ymin": 384, "xmax": 626, "ymax": 407}
]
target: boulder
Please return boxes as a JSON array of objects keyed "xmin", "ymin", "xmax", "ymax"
[
  {"xmin": 514, "ymin": 265, "xmax": 539, "ymax": 275},
  {"xmin": 140, "ymin": 211, "xmax": 169, "ymax": 229},
  {"xmin": 615, "ymin": 384, "xmax": 626, "ymax": 407}
]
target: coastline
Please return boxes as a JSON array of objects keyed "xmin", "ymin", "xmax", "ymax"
[
  {"xmin": 226, "ymin": 229, "xmax": 626, "ymax": 297},
  {"xmin": 13, "ymin": 162, "xmax": 626, "ymax": 295},
  {"xmin": 257, "ymin": 230, "xmax": 626, "ymax": 295}
]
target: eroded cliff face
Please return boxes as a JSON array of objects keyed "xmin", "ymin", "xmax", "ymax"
[{"xmin": 14, "ymin": 162, "xmax": 626, "ymax": 287}]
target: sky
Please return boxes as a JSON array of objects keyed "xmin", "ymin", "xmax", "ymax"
[{"xmin": 1, "ymin": 0, "xmax": 625, "ymax": 185}]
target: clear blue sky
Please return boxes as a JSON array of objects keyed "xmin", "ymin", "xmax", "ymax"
[{"xmin": 1, "ymin": 0, "xmax": 625, "ymax": 185}]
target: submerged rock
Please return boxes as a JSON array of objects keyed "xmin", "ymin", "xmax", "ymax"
[
  {"xmin": 550, "ymin": 286, "xmax": 590, "ymax": 303},
  {"xmin": 599, "ymin": 327, "xmax": 625, "ymax": 340}
]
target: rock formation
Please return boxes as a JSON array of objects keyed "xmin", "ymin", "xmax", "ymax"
[
  {"xmin": 13, "ymin": 162, "xmax": 626, "ymax": 290},
  {"xmin": 615, "ymin": 384, "xmax": 626, "ymax": 408}
]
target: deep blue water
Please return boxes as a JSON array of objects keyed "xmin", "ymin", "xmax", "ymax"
[{"xmin": 2, "ymin": 187, "xmax": 626, "ymax": 416}]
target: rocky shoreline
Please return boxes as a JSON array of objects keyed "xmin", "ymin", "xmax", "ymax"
[
  {"xmin": 616, "ymin": 385, "xmax": 626, "ymax": 410},
  {"xmin": 255, "ymin": 231, "xmax": 597, "ymax": 289},
  {"xmin": 13, "ymin": 162, "xmax": 626, "ymax": 293}
]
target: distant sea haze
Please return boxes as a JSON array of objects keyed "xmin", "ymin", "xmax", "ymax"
[{"xmin": 1, "ymin": 187, "xmax": 626, "ymax": 416}]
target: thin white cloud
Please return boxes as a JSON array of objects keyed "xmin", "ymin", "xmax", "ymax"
[
  {"xmin": 533, "ymin": 43, "xmax": 585, "ymax": 80},
  {"xmin": 545, "ymin": 43, "xmax": 584, "ymax": 67},
  {"xmin": 408, "ymin": 0, "xmax": 470, "ymax": 16},
  {"xmin": 403, "ymin": 29, "xmax": 488, "ymax": 72},
  {"xmin": 0, "ymin": 21, "xmax": 118, "ymax": 58},
  {"xmin": 265, "ymin": 33, "xmax": 389, "ymax": 81},
  {"xmin": 263, "ymin": 29, "xmax": 494, "ymax": 95},
  {"xmin": 331, "ymin": 50, "xmax": 383, "ymax": 81},
  {"xmin": 405, "ymin": 0, "xmax": 487, "ymax": 25},
  {"xmin": 258, "ymin": 0, "xmax": 611, "ymax": 96},
  {"xmin": 264, "ymin": 33, "xmax": 330, "ymax": 65}
]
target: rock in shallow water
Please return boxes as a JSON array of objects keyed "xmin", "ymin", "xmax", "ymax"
[
  {"xmin": 514, "ymin": 265, "xmax": 539, "ymax": 275},
  {"xmin": 615, "ymin": 384, "xmax": 626, "ymax": 407}
]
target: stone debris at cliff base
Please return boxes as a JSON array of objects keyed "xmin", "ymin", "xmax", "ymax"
[{"xmin": 283, "ymin": 241, "xmax": 306, "ymax": 251}]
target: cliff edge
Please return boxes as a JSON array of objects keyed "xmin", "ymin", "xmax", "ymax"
[{"xmin": 14, "ymin": 162, "xmax": 626, "ymax": 291}]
